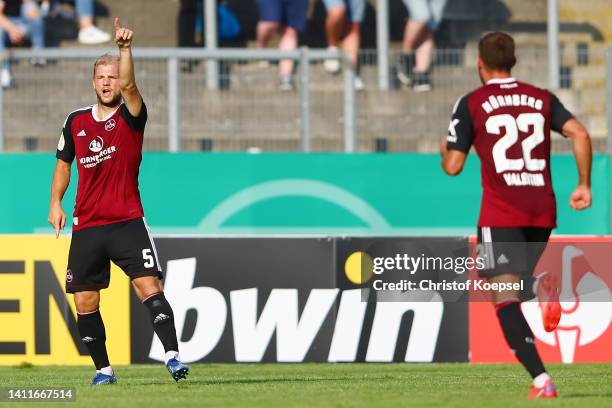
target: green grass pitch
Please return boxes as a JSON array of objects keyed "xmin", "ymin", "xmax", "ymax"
[{"xmin": 0, "ymin": 363, "xmax": 611, "ymax": 407}]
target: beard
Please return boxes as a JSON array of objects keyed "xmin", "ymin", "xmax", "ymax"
[{"xmin": 96, "ymin": 91, "xmax": 122, "ymax": 108}]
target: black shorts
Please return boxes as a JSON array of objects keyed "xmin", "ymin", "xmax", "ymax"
[
  {"xmin": 477, "ymin": 227, "xmax": 552, "ymax": 279},
  {"xmin": 65, "ymin": 217, "xmax": 163, "ymax": 293}
]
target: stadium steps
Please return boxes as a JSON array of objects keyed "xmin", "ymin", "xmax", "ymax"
[
  {"xmin": 2, "ymin": 57, "xmax": 473, "ymax": 152},
  {"xmin": 3, "ymin": 1, "xmax": 607, "ymax": 152},
  {"xmin": 560, "ymin": 0, "xmax": 612, "ymax": 43},
  {"xmin": 53, "ymin": 0, "xmax": 178, "ymax": 48},
  {"xmin": 4, "ymin": 55, "xmax": 606, "ymax": 153}
]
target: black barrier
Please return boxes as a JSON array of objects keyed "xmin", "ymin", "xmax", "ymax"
[
  {"xmin": 336, "ymin": 238, "xmax": 469, "ymax": 363},
  {"xmin": 130, "ymin": 237, "xmax": 469, "ymax": 363}
]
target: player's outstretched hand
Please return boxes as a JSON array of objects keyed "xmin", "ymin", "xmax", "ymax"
[
  {"xmin": 114, "ymin": 17, "xmax": 133, "ymax": 49},
  {"xmin": 48, "ymin": 203, "xmax": 66, "ymax": 238},
  {"xmin": 569, "ymin": 185, "xmax": 592, "ymax": 211}
]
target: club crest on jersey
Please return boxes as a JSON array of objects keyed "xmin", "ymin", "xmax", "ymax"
[
  {"xmin": 105, "ymin": 119, "xmax": 116, "ymax": 131},
  {"xmin": 89, "ymin": 136, "xmax": 104, "ymax": 153},
  {"xmin": 66, "ymin": 269, "xmax": 73, "ymax": 283}
]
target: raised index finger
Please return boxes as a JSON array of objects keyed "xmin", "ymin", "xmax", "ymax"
[{"xmin": 114, "ymin": 17, "xmax": 121, "ymax": 31}]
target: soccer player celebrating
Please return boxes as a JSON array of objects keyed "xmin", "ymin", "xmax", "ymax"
[
  {"xmin": 441, "ymin": 32, "xmax": 592, "ymax": 398},
  {"xmin": 48, "ymin": 17, "xmax": 188, "ymax": 385}
]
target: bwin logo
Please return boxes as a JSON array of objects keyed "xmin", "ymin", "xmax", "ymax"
[
  {"xmin": 154, "ymin": 313, "xmax": 169, "ymax": 324},
  {"xmin": 148, "ymin": 257, "xmax": 445, "ymax": 364}
]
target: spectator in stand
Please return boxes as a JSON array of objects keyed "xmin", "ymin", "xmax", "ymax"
[
  {"xmin": 0, "ymin": 0, "xmax": 45, "ymax": 88},
  {"xmin": 396, "ymin": 0, "xmax": 447, "ymax": 92},
  {"xmin": 322, "ymin": 0, "xmax": 364, "ymax": 91},
  {"xmin": 46, "ymin": 0, "xmax": 111, "ymax": 44},
  {"xmin": 256, "ymin": 0, "xmax": 308, "ymax": 91},
  {"xmin": 73, "ymin": 0, "xmax": 111, "ymax": 44},
  {"xmin": 176, "ymin": 0, "xmax": 199, "ymax": 72},
  {"xmin": 178, "ymin": 0, "xmax": 198, "ymax": 48}
]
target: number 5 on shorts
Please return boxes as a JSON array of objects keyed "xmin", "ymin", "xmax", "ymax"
[{"xmin": 142, "ymin": 248, "xmax": 154, "ymax": 268}]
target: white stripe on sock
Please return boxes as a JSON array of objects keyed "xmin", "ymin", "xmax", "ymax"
[
  {"xmin": 99, "ymin": 366, "xmax": 113, "ymax": 376},
  {"xmin": 533, "ymin": 372, "xmax": 551, "ymax": 388},
  {"xmin": 164, "ymin": 351, "xmax": 179, "ymax": 365}
]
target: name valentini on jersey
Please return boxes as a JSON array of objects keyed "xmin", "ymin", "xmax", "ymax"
[{"xmin": 503, "ymin": 171, "xmax": 545, "ymax": 187}]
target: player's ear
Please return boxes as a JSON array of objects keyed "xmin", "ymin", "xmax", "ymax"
[{"xmin": 477, "ymin": 57, "xmax": 484, "ymax": 70}]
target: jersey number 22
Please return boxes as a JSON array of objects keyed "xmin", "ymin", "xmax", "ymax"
[{"xmin": 486, "ymin": 113, "xmax": 546, "ymax": 173}]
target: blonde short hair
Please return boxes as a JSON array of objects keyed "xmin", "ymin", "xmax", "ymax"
[{"xmin": 93, "ymin": 54, "xmax": 119, "ymax": 78}]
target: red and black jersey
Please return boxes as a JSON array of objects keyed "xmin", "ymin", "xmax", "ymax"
[
  {"xmin": 56, "ymin": 102, "xmax": 148, "ymax": 231},
  {"xmin": 446, "ymin": 78, "xmax": 573, "ymax": 228}
]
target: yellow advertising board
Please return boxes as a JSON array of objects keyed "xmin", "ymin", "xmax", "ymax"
[{"xmin": 0, "ymin": 235, "xmax": 130, "ymax": 365}]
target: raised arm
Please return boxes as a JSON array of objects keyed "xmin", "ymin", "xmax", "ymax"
[
  {"xmin": 48, "ymin": 160, "xmax": 71, "ymax": 237},
  {"xmin": 562, "ymin": 118, "xmax": 592, "ymax": 210},
  {"xmin": 114, "ymin": 17, "xmax": 142, "ymax": 117}
]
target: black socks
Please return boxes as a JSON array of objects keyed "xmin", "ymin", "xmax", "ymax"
[
  {"xmin": 78, "ymin": 293, "xmax": 179, "ymax": 371},
  {"xmin": 496, "ymin": 301, "xmax": 546, "ymax": 378},
  {"xmin": 143, "ymin": 292, "xmax": 179, "ymax": 353},
  {"xmin": 399, "ymin": 52, "xmax": 415, "ymax": 72},
  {"xmin": 77, "ymin": 310, "xmax": 110, "ymax": 370}
]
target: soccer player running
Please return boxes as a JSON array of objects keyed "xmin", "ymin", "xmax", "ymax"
[
  {"xmin": 440, "ymin": 32, "xmax": 592, "ymax": 398},
  {"xmin": 48, "ymin": 17, "xmax": 188, "ymax": 385}
]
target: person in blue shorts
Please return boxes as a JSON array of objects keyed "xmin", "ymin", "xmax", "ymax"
[
  {"xmin": 322, "ymin": 0, "xmax": 364, "ymax": 91},
  {"xmin": 256, "ymin": 0, "xmax": 308, "ymax": 90},
  {"xmin": 396, "ymin": 0, "xmax": 447, "ymax": 92}
]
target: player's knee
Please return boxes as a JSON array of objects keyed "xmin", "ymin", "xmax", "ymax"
[
  {"xmin": 73, "ymin": 292, "xmax": 100, "ymax": 313},
  {"xmin": 132, "ymin": 277, "xmax": 163, "ymax": 301}
]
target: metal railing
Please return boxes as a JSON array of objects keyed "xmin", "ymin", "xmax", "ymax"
[
  {"xmin": 0, "ymin": 47, "xmax": 609, "ymax": 153},
  {"xmin": 0, "ymin": 47, "xmax": 356, "ymax": 153}
]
